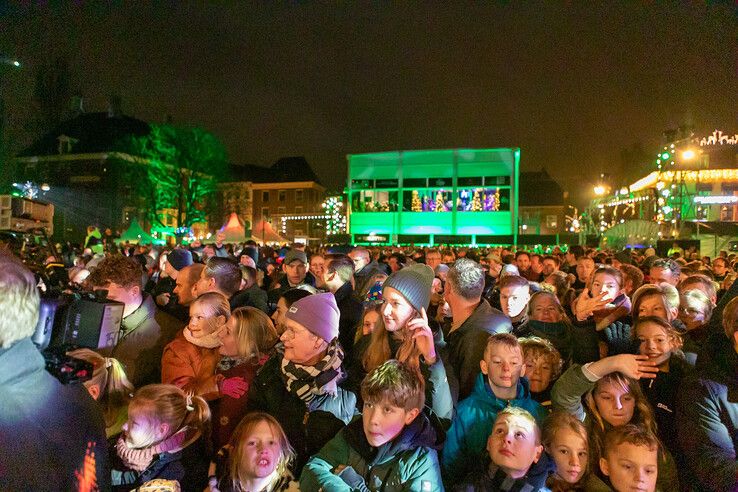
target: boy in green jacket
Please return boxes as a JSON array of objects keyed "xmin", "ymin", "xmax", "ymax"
[{"xmin": 300, "ymin": 360, "xmax": 444, "ymax": 491}]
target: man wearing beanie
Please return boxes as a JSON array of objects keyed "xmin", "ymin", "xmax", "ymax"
[{"xmin": 247, "ymin": 292, "xmax": 357, "ymax": 473}]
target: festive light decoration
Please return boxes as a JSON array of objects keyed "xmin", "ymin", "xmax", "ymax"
[
  {"xmin": 693, "ymin": 195, "xmax": 738, "ymax": 205},
  {"xmin": 411, "ymin": 190, "xmax": 422, "ymax": 212},
  {"xmin": 699, "ymin": 130, "xmax": 738, "ymax": 146},
  {"xmin": 280, "ymin": 214, "xmax": 325, "ymax": 234},
  {"xmin": 322, "ymin": 196, "xmax": 347, "ymax": 236}
]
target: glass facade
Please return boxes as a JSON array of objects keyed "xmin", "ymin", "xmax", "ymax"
[{"xmin": 347, "ymin": 148, "xmax": 520, "ymax": 245}]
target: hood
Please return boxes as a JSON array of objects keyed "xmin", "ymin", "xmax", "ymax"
[
  {"xmin": 345, "ymin": 410, "xmax": 443, "ymax": 465},
  {"xmin": 470, "ymin": 372, "xmax": 534, "ymax": 406}
]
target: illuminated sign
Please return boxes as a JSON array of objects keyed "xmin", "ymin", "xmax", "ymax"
[{"xmin": 693, "ymin": 195, "xmax": 738, "ymax": 205}]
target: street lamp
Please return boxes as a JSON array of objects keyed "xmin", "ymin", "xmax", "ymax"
[
  {"xmin": 681, "ymin": 149, "xmax": 696, "ymax": 161},
  {"xmin": 594, "ymin": 185, "xmax": 606, "ymax": 196}
]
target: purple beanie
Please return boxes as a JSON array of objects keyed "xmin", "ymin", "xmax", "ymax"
[{"xmin": 285, "ymin": 292, "xmax": 339, "ymax": 343}]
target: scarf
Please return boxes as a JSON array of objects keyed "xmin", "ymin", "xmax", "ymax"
[
  {"xmin": 116, "ymin": 426, "xmax": 200, "ymax": 472},
  {"xmin": 279, "ymin": 340, "xmax": 345, "ymax": 403},
  {"xmin": 593, "ymin": 294, "xmax": 631, "ymax": 331},
  {"xmin": 183, "ymin": 326, "xmax": 222, "ymax": 348},
  {"xmin": 217, "ymin": 355, "xmax": 250, "ymax": 372}
]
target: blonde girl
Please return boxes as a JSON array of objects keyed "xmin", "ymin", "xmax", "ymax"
[
  {"xmin": 67, "ymin": 348, "xmax": 133, "ymax": 437},
  {"xmin": 209, "ymin": 307, "xmax": 279, "ymax": 449},
  {"xmin": 208, "ymin": 412, "xmax": 296, "ymax": 492},
  {"xmin": 162, "ymin": 292, "xmax": 230, "ymax": 398},
  {"xmin": 111, "ymin": 384, "xmax": 211, "ymax": 491},
  {"xmin": 542, "ymin": 412, "xmax": 609, "ymax": 491}
]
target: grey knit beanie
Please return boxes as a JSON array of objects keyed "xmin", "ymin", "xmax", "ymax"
[{"xmin": 383, "ymin": 263, "xmax": 435, "ymax": 312}]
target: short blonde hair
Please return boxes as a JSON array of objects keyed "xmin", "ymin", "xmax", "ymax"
[
  {"xmin": 229, "ymin": 307, "xmax": 278, "ymax": 362},
  {"xmin": 495, "ymin": 406, "xmax": 541, "ymax": 444},
  {"xmin": 519, "ymin": 336, "xmax": 563, "ymax": 379},
  {"xmin": 0, "ymin": 252, "xmax": 39, "ymax": 348}
]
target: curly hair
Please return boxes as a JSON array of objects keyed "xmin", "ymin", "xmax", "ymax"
[{"xmin": 87, "ymin": 255, "xmax": 143, "ymax": 290}]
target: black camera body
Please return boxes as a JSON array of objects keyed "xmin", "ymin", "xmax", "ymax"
[{"xmin": 33, "ymin": 290, "xmax": 125, "ymax": 384}]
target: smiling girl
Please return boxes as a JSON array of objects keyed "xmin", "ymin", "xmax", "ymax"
[
  {"xmin": 162, "ymin": 292, "xmax": 230, "ymax": 398},
  {"xmin": 632, "ymin": 316, "xmax": 692, "ymax": 459}
]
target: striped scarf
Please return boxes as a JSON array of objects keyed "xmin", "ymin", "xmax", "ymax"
[{"xmin": 279, "ymin": 340, "xmax": 344, "ymax": 403}]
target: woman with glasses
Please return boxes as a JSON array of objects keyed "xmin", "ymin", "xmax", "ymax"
[{"xmin": 246, "ymin": 292, "xmax": 356, "ymax": 475}]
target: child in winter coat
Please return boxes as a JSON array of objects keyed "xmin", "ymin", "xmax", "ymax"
[
  {"xmin": 519, "ymin": 336, "xmax": 563, "ymax": 409},
  {"xmin": 542, "ymin": 411, "xmax": 609, "ymax": 491},
  {"xmin": 300, "ymin": 360, "xmax": 445, "ymax": 491},
  {"xmin": 110, "ymin": 384, "xmax": 211, "ymax": 491},
  {"xmin": 162, "ymin": 292, "xmax": 230, "ymax": 398},
  {"xmin": 442, "ymin": 333, "xmax": 548, "ymax": 484},
  {"xmin": 632, "ymin": 316, "xmax": 692, "ymax": 462},
  {"xmin": 599, "ymin": 425, "xmax": 660, "ymax": 492},
  {"xmin": 454, "ymin": 407, "xmax": 548, "ymax": 492},
  {"xmin": 207, "ymin": 412, "xmax": 298, "ymax": 492}
]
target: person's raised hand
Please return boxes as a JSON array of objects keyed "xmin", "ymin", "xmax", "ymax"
[
  {"xmin": 611, "ymin": 354, "xmax": 659, "ymax": 379},
  {"xmin": 575, "ymin": 288, "xmax": 610, "ymax": 321},
  {"xmin": 407, "ymin": 307, "xmax": 437, "ymax": 364}
]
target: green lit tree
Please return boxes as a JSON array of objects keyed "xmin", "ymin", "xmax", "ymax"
[{"xmin": 119, "ymin": 124, "xmax": 229, "ymax": 232}]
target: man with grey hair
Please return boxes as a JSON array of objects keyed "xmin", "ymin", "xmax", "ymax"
[
  {"xmin": 650, "ymin": 258, "xmax": 681, "ymax": 286},
  {"xmin": 442, "ymin": 258, "xmax": 513, "ymax": 400},
  {"xmin": 0, "ymin": 252, "xmax": 110, "ymax": 489}
]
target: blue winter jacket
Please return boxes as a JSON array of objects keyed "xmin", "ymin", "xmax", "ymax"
[{"xmin": 441, "ymin": 373, "xmax": 547, "ymax": 484}]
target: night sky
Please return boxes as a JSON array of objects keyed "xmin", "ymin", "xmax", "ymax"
[{"xmin": 2, "ymin": 3, "xmax": 736, "ymax": 199}]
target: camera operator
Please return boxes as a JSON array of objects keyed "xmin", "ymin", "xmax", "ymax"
[
  {"xmin": 87, "ymin": 256, "xmax": 182, "ymax": 387},
  {"xmin": 0, "ymin": 251, "xmax": 110, "ymax": 491}
]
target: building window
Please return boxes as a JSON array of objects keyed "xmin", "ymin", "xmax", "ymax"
[
  {"xmin": 261, "ymin": 207, "xmax": 269, "ymax": 219},
  {"xmin": 295, "ymin": 206, "xmax": 303, "ymax": 214},
  {"xmin": 262, "ymin": 191, "xmax": 269, "ymax": 202},
  {"xmin": 295, "ymin": 189, "xmax": 303, "ymax": 202},
  {"xmin": 278, "ymin": 190, "xmax": 286, "ymax": 202},
  {"xmin": 351, "ymin": 190, "xmax": 398, "ymax": 212},
  {"xmin": 546, "ymin": 215, "xmax": 558, "ymax": 229}
]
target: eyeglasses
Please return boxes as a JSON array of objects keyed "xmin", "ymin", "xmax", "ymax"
[{"xmin": 282, "ymin": 325, "xmax": 311, "ymax": 340}]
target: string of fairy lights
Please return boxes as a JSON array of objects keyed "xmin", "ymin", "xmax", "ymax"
[{"xmin": 279, "ymin": 196, "xmax": 347, "ymax": 236}]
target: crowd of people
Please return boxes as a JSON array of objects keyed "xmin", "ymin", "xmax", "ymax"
[{"xmin": 1, "ymin": 237, "xmax": 737, "ymax": 491}]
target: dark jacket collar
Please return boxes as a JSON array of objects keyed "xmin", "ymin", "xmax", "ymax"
[
  {"xmin": 453, "ymin": 299, "xmax": 510, "ymax": 335},
  {"xmin": 121, "ymin": 293, "xmax": 156, "ymax": 334},
  {"xmin": 333, "ymin": 281, "xmax": 354, "ymax": 304}
]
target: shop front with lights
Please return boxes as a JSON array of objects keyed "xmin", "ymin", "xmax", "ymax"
[
  {"xmin": 589, "ymin": 130, "xmax": 738, "ymax": 241},
  {"xmin": 347, "ymin": 148, "xmax": 520, "ymax": 245}
]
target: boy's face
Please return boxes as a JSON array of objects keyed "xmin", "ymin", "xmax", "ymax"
[
  {"xmin": 362, "ymin": 398, "xmax": 419, "ymax": 448},
  {"xmin": 636, "ymin": 322, "xmax": 673, "ymax": 366},
  {"xmin": 523, "ymin": 354, "xmax": 554, "ymax": 393},
  {"xmin": 487, "ymin": 414, "xmax": 543, "ymax": 479},
  {"xmin": 600, "ymin": 443, "xmax": 658, "ymax": 492},
  {"xmin": 500, "ymin": 285, "xmax": 530, "ymax": 318},
  {"xmin": 480, "ymin": 344, "xmax": 525, "ymax": 394}
]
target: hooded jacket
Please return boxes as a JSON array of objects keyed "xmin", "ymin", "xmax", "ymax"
[
  {"xmin": 444, "ymin": 299, "xmax": 512, "ymax": 401},
  {"xmin": 678, "ymin": 342, "xmax": 738, "ymax": 491},
  {"xmin": 300, "ymin": 413, "xmax": 444, "ymax": 491},
  {"xmin": 442, "ymin": 373, "xmax": 547, "ymax": 484}
]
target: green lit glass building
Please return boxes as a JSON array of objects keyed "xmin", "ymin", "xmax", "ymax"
[{"xmin": 348, "ymin": 148, "xmax": 520, "ymax": 245}]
